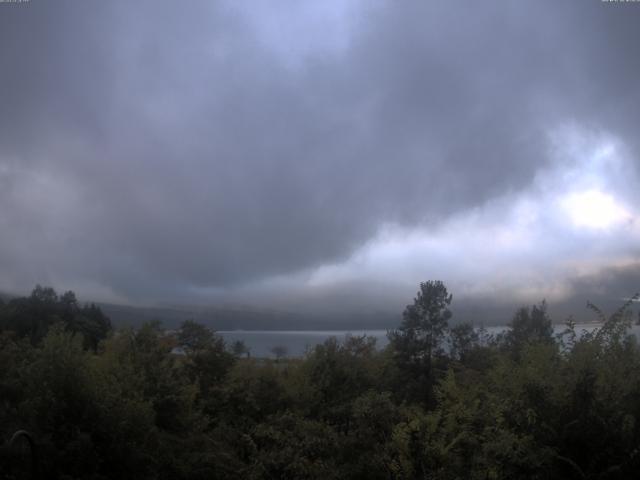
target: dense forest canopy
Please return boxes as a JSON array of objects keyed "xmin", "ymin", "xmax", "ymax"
[{"xmin": 1, "ymin": 283, "xmax": 640, "ymax": 479}]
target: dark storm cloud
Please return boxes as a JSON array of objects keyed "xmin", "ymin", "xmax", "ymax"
[
  {"xmin": 1, "ymin": 0, "xmax": 639, "ymax": 301},
  {"xmin": 567, "ymin": 263, "xmax": 640, "ymax": 303}
]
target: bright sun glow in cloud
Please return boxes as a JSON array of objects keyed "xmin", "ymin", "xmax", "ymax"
[
  {"xmin": 268, "ymin": 128, "xmax": 640, "ymax": 311},
  {"xmin": 560, "ymin": 189, "xmax": 631, "ymax": 230}
]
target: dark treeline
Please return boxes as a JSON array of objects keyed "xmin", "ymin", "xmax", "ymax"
[{"xmin": 1, "ymin": 281, "xmax": 640, "ymax": 479}]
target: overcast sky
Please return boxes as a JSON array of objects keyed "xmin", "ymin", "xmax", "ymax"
[{"xmin": 1, "ymin": 0, "xmax": 639, "ymax": 319}]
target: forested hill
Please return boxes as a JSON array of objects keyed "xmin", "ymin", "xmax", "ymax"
[
  {"xmin": 98, "ymin": 303, "xmax": 399, "ymax": 331},
  {"xmin": 0, "ymin": 290, "xmax": 398, "ymax": 331},
  {"xmin": 65, "ymin": 296, "xmax": 637, "ymax": 331},
  {"xmin": 2, "ymin": 288, "xmax": 627, "ymax": 331}
]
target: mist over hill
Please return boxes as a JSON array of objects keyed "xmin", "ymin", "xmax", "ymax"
[
  {"xmin": 97, "ymin": 293, "xmax": 630, "ymax": 332},
  {"xmin": 97, "ymin": 302, "xmax": 397, "ymax": 331}
]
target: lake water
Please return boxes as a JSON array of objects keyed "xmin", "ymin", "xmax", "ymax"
[{"xmin": 218, "ymin": 323, "xmax": 632, "ymax": 358}]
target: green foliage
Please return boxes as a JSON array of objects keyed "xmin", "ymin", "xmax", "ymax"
[
  {"xmin": 449, "ymin": 322, "xmax": 479, "ymax": 362},
  {"xmin": 503, "ymin": 301, "xmax": 554, "ymax": 357},
  {"xmin": 219, "ymin": 360, "xmax": 291, "ymax": 427},
  {"xmin": 390, "ymin": 281, "xmax": 452, "ymax": 363},
  {"xmin": 2, "ymin": 283, "xmax": 640, "ymax": 479},
  {"xmin": 388, "ymin": 280, "xmax": 452, "ymax": 403},
  {"xmin": 250, "ymin": 413, "xmax": 341, "ymax": 480},
  {"xmin": 176, "ymin": 320, "xmax": 235, "ymax": 403},
  {"xmin": 0, "ymin": 285, "xmax": 111, "ymax": 349},
  {"xmin": 177, "ymin": 320, "xmax": 216, "ymax": 353},
  {"xmin": 300, "ymin": 335, "xmax": 380, "ymax": 429}
]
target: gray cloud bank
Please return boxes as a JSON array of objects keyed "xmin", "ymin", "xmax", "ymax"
[{"xmin": 1, "ymin": 1, "xmax": 639, "ymax": 317}]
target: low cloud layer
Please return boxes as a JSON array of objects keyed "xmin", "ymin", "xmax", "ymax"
[{"xmin": 1, "ymin": 1, "xmax": 639, "ymax": 317}]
